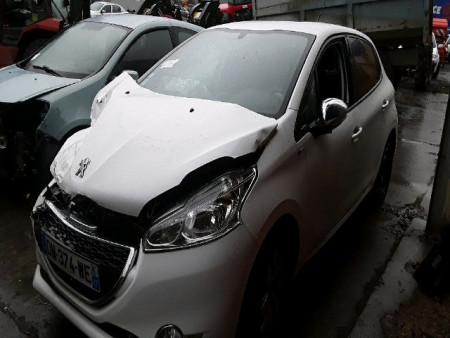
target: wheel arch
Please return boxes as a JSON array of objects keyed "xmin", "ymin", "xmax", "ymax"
[
  {"xmin": 253, "ymin": 213, "xmax": 300, "ymax": 276},
  {"xmin": 387, "ymin": 128, "xmax": 397, "ymax": 156},
  {"xmin": 236, "ymin": 213, "xmax": 300, "ymax": 337}
]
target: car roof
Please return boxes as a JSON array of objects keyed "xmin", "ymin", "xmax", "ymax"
[
  {"xmin": 84, "ymin": 13, "xmax": 172, "ymax": 29},
  {"xmin": 211, "ymin": 21, "xmax": 367, "ymax": 38}
]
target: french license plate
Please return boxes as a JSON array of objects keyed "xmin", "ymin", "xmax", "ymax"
[{"xmin": 40, "ymin": 231, "xmax": 101, "ymax": 292}]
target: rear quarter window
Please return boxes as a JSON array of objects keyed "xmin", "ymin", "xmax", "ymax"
[{"xmin": 348, "ymin": 36, "xmax": 381, "ymax": 103}]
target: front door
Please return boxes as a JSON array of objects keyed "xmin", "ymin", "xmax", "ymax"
[{"xmin": 294, "ymin": 39, "xmax": 362, "ymax": 252}]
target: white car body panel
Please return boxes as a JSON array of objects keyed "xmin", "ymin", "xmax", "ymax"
[
  {"xmin": 33, "ymin": 215, "xmax": 257, "ymax": 338},
  {"xmin": 432, "ymin": 32, "xmax": 440, "ymax": 75},
  {"xmin": 54, "ymin": 74, "xmax": 277, "ymax": 216},
  {"xmin": 32, "ymin": 21, "xmax": 398, "ymax": 338}
]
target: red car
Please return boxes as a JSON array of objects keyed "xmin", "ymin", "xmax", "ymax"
[
  {"xmin": 219, "ymin": 0, "xmax": 252, "ymax": 23},
  {"xmin": 0, "ymin": 0, "xmax": 64, "ymax": 68}
]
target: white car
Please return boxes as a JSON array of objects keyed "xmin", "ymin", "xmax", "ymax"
[
  {"xmin": 432, "ymin": 32, "xmax": 441, "ymax": 79},
  {"xmin": 32, "ymin": 21, "xmax": 398, "ymax": 338},
  {"xmin": 446, "ymin": 35, "xmax": 450, "ymax": 61},
  {"xmin": 90, "ymin": 1, "xmax": 128, "ymax": 17}
]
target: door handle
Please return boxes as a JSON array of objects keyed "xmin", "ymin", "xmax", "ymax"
[
  {"xmin": 382, "ymin": 99, "xmax": 390, "ymax": 110},
  {"xmin": 351, "ymin": 127, "xmax": 363, "ymax": 142}
]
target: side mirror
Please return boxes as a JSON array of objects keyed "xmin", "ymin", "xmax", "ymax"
[
  {"xmin": 122, "ymin": 70, "xmax": 139, "ymax": 81},
  {"xmin": 101, "ymin": 9, "xmax": 106, "ymax": 14},
  {"xmin": 322, "ymin": 98, "xmax": 348, "ymax": 130}
]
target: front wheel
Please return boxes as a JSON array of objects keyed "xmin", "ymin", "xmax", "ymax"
[{"xmin": 236, "ymin": 233, "xmax": 296, "ymax": 338}]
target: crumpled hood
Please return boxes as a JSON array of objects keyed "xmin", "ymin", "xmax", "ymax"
[
  {"xmin": 57, "ymin": 76, "xmax": 277, "ymax": 216},
  {"xmin": 0, "ymin": 65, "xmax": 79, "ymax": 103}
]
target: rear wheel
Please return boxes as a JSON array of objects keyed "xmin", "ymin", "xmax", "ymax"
[
  {"xmin": 236, "ymin": 231, "xmax": 296, "ymax": 338},
  {"xmin": 368, "ymin": 137, "xmax": 395, "ymax": 208},
  {"xmin": 432, "ymin": 62, "xmax": 441, "ymax": 79}
]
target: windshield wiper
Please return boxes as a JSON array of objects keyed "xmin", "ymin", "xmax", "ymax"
[{"xmin": 32, "ymin": 65, "xmax": 61, "ymax": 77}]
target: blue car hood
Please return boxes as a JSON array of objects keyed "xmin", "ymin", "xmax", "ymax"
[{"xmin": 0, "ymin": 65, "xmax": 80, "ymax": 103}]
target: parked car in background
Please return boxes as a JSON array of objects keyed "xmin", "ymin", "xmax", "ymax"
[
  {"xmin": 32, "ymin": 21, "xmax": 397, "ymax": 338},
  {"xmin": 433, "ymin": 32, "xmax": 441, "ymax": 79},
  {"xmin": 90, "ymin": 1, "xmax": 129, "ymax": 16},
  {"xmin": 219, "ymin": 0, "xmax": 252, "ymax": 23},
  {"xmin": 0, "ymin": 14, "xmax": 202, "ymax": 191},
  {"xmin": 446, "ymin": 35, "xmax": 450, "ymax": 61},
  {"xmin": 433, "ymin": 17, "xmax": 448, "ymax": 66}
]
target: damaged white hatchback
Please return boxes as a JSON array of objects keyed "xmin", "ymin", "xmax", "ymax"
[{"xmin": 31, "ymin": 21, "xmax": 398, "ymax": 338}]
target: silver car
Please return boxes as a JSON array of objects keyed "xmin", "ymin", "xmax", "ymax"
[{"xmin": 0, "ymin": 14, "xmax": 202, "ymax": 189}]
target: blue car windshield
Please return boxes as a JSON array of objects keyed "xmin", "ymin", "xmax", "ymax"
[
  {"xmin": 140, "ymin": 29, "xmax": 314, "ymax": 117},
  {"xmin": 25, "ymin": 22, "xmax": 129, "ymax": 79}
]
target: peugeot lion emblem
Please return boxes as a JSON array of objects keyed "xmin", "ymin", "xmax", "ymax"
[{"xmin": 75, "ymin": 158, "xmax": 91, "ymax": 178}]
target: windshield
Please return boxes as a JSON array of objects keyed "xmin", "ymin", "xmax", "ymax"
[
  {"xmin": 90, "ymin": 2, "xmax": 104, "ymax": 11},
  {"xmin": 140, "ymin": 29, "xmax": 313, "ymax": 117},
  {"xmin": 24, "ymin": 22, "xmax": 129, "ymax": 79}
]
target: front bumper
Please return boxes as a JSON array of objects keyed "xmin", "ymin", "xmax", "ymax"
[{"xmin": 32, "ymin": 198, "xmax": 258, "ymax": 338}]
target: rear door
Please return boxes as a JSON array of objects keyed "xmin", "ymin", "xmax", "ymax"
[
  {"xmin": 102, "ymin": 4, "xmax": 113, "ymax": 14},
  {"xmin": 346, "ymin": 35, "xmax": 393, "ymax": 197}
]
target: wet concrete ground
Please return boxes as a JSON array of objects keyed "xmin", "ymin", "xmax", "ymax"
[{"xmin": 0, "ymin": 69, "xmax": 448, "ymax": 337}]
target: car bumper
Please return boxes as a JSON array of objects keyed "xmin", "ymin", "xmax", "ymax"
[{"xmin": 33, "ymin": 212, "xmax": 258, "ymax": 338}]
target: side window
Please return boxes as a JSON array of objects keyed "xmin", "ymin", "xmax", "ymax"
[
  {"xmin": 316, "ymin": 43, "xmax": 346, "ymax": 103},
  {"xmin": 112, "ymin": 5, "xmax": 121, "ymax": 13},
  {"xmin": 295, "ymin": 42, "xmax": 347, "ymax": 141},
  {"xmin": 348, "ymin": 37, "xmax": 381, "ymax": 103},
  {"xmin": 115, "ymin": 29, "xmax": 174, "ymax": 77},
  {"xmin": 103, "ymin": 5, "xmax": 112, "ymax": 13},
  {"xmin": 173, "ymin": 27, "xmax": 198, "ymax": 46}
]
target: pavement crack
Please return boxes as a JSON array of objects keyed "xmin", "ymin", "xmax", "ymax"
[{"xmin": 399, "ymin": 138, "xmax": 441, "ymax": 148}]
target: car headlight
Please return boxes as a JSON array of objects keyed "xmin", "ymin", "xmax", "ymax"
[{"xmin": 143, "ymin": 167, "xmax": 257, "ymax": 252}]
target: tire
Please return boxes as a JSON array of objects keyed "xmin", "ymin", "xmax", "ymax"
[
  {"xmin": 236, "ymin": 231, "xmax": 296, "ymax": 338},
  {"xmin": 432, "ymin": 62, "xmax": 441, "ymax": 79},
  {"xmin": 368, "ymin": 137, "xmax": 395, "ymax": 208}
]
